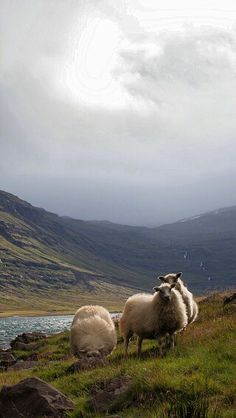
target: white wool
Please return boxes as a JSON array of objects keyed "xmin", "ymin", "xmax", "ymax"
[
  {"xmin": 120, "ymin": 284, "xmax": 188, "ymax": 355},
  {"xmin": 162, "ymin": 273, "xmax": 198, "ymax": 324},
  {"xmin": 70, "ymin": 305, "xmax": 117, "ymax": 358},
  {"xmin": 190, "ymin": 299, "xmax": 199, "ymax": 324}
]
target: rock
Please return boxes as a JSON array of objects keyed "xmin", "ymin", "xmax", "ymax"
[
  {"xmin": 10, "ymin": 332, "xmax": 46, "ymax": 349},
  {"xmin": 7, "ymin": 360, "xmax": 40, "ymax": 371},
  {"xmin": 11, "ymin": 341, "xmax": 40, "ymax": 351},
  {"xmin": 0, "ymin": 352, "xmax": 16, "ymax": 370},
  {"xmin": 88, "ymin": 376, "xmax": 131, "ymax": 413},
  {"xmin": 21, "ymin": 332, "xmax": 46, "ymax": 343},
  {"xmin": 0, "ymin": 377, "xmax": 74, "ymax": 418},
  {"xmin": 67, "ymin": 357, "xmax": 107, "ymax": 373},
  {"xmin": 25, "ymin": 352, "xmax": 40, "ymax": 361}
]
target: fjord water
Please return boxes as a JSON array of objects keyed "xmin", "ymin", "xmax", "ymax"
[
  {"xmin": 0, "ymin": 315, "xmax": 74, "ymax": 348},
  {"xmin": 0, "ymin": 313, "xmax": 119, "ymax": 348}
]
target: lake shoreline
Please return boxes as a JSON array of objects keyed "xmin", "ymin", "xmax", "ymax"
[
  {"xmin": 0, "ymin": 310, "xmax": 75, "ymax": 319},
  {"xmin": 0, "ymin": 311, "xmax": 121, "ymax": 349},
  {"xmin": 0, "ymin": 308, "xmax": 121, "ymax": 319}
]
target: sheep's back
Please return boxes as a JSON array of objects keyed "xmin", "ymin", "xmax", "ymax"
[
  {"xmin": 72, "ymin": 305, "xmax": 113, "ymax": 327},
  {"xmin": 71, "ymin": 305, "xmax": 116, "ymax": 356},
  {"xmin": 176, "ymin": 281, "xmax": 194, "ymax": 321},
  {"xmin": 189, "ymin": 300, "xmax": 198, "ymax": 324},
  {"xmin": 71, "ymin": 315, "xmax": 116, "ymax": 356},
  {"xmin": 120, "ymin": 293, "xmax": 159, "ymax": 335}
]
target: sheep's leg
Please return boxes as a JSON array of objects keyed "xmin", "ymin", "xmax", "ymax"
[
  {"xmin": 165, "ymin": 334, "xmax": 170, "ymax": 350},
  {"xmin": 180, "ymin": 326, "xmax": 186, "ymax": 335},
  {"xmin": 173, "ymin": 333, "xmax": 177, "ymax": 347},
  {"xmin": 169, "ymin": 333, "xmax": 176, "ymax": 349},
  {"xmin": 124, "ymin": 331, "xmax": 132, "ymax": 357},
  {"xmin": 157, "ymin": 337, "xmax": 164, "ymax": 357},
  {"xmin": 137, "ymin": 336, "xmax": 143, "ymax": 357},
  {"xmin": 124, "ymin": 336, "xmax": 129, "ymax": 357}
]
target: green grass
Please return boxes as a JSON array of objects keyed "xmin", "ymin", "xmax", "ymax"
[
  {"xmin": 0, "ymin": 208, "xmax": 136, "ymax": 314},
  {"xmin": 0, "ymin": 294, "xmax": 235, "ymax": 417}
]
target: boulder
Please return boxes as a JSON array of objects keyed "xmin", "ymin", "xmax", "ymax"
[
  {"xmin": 0, "ymin": 377, "xmax": 74, "ymax": 418},
  {"xmin": 20, "ymin": 332, "xmax": 46, "ymax": 343},
  {"xmin": 67, "ymin": 357, "xmax": 107, "ymax": 373},
  {"xmin": 0, "ymin": 352, "xmax": 16, "ymax": 370},
  {"xmin": 7, "ymin": 360, "xmax": 40, "ymax": 371},
  {"xmin": 88, "ymin": 376, "xmax": 131, "ymax": 413},
  {"xmin": 11, "ymin": 341, "xmax": 40, "ymax": 351},
  {"xmin": 10, "ymin": 332, "xmax": 46, "ymax": 349}
]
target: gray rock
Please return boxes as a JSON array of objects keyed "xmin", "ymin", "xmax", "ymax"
[
  {"xmin": 67, "ymin": 357, "xmax": 107, "ymax": 373},
  {"xmin": 0, "ymin": 352, "xmax": 16, "ymax": 370},
  {"xmin": 10, "ymin": 332, "xmax": 46, "ymax": 349},
  {"xmin": 11, "ymin": 341, "xmax": 40, "ymax": 351},
  {"xmin": 89, "ymin": 376, "xmax": 131, "ymax": 413},
  {"xmin": 7, "ymin": 360, "xmax": 40, "ymax": 371},
  {"xmin": 0, "ymin": 377, "xmax": 74, "ymax": 418}
]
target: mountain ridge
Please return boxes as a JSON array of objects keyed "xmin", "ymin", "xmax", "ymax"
[{"xmin": 0, "ymin": 189, "xmax": 236, "ymax": 312}]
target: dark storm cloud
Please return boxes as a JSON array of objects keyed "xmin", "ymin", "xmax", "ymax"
[{"xmin": 1, "ymin": 1, "xmax": 236, "ymax": 225}]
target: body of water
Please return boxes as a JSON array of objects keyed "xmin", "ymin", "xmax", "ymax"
[
  {"xmin": 0, "ymin": 313, "xmax": 120, "ymax": 349},
  {"xmin": 0, "ymin": 315, "xmax": 74, "ymax": 348}
]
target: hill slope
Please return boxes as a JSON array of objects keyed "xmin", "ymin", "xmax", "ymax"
[
  {"xmin": 0, "ymin": 292, "xmax": 236, "ymax": 417},
  {"xmin": 0, "ymin": 190, "xmax": 236, "ymax": 311}
]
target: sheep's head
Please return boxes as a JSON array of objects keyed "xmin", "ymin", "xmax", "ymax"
[
  {"xmin": 158, "ymin": 272, "xmax": 182, "ymax": 285},
  {"xmin": 153, "ymin": 283, "xmax": 176, "ymax": 303},
  {"xmin": 78, "ymin": 343, "xmax": 111, "ymax": 358},
  {"xmin": 87, "ymin": 350, "xmax": 102, "ymax": 358},
  {"xmin": 78, "ymin": 348, "xmax": 103, "ymax": 359}
]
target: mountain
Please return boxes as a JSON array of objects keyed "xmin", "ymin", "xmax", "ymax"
[{"xmin": 0, "ymin": 190, "xmax": 235, "ymax": 312}]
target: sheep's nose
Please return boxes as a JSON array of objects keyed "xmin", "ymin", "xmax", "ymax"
[
  {"xmin": 87, "ymin": 351, "xmax": 101, "ymax": 358},
  {"xmin": 164, "ymin": 295, "xmax": 170, "ymax": 301}
]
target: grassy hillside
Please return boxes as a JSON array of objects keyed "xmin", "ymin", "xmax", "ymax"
[
  {"xmin": 0, "ymin": 190, "xmax": 236, "ymax": 312},
  {"xmin": 0, "ymin": 191, "xmax": 140, "ymax": 313},
  {"xmin": 1, "ymin": 292, "xmax": 235, "ymax": 417}
]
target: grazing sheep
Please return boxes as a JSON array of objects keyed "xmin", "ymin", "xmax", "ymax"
[
  {"xmin": 70, "ymin": 305, "xmax": 117, "ymax": 358},
  {"xmin": 120, "ymin": 283, "xmax": 188, "ymax": 356},
  {"xmin": 158, "ymin": 272, "xmax": 198, "ymax": 324}
]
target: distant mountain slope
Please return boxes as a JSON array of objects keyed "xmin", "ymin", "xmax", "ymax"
[
  {"xmin": 144, "ymin": 207, "xmax": 236, "ymax": 290},
  {"xmin": 0, "ymin": 190, "xmax": 236, "ymax": 310}
]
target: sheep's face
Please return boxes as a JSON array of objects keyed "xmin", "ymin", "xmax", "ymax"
[
  {"xmin": 153, "ymin": 284, "xmax": 176, "ymax": 303},
  {"xmin": 87, "ymin": 350, "xmax": 102, "ymax": 358},
  {"xmin": 78, "ymin": 349, "xmax": 102, "ymax": 359},
  {"xmin": 158, "ymin": 272, "xmax": 182, "ymax": 285},
  {"xmin": 79, "ymin": 343, "xmax": 110, "ymax": 358}
]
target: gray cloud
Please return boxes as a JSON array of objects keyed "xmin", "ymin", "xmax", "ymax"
[{"xmin": 1, "ymin": 1, "xmax": 236, "ymax": 225}]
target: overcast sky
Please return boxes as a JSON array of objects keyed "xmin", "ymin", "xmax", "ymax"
[{"xmin": 1, "ymin": 0, "xmax": 236, "ymax": 225}]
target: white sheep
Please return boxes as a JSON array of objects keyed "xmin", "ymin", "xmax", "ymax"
[
  {"xmin": 191, "ymin": 299, "xmax": 199, "ymax": 324},
  {"xmin": 119, "ymin": 283, "xmax": 188, "ymax": 356},
  {"xmin": 70, "ymin": 305, "xmax": 117, "ymax": 358},
  {"xmin": 158, "ymin": 272, "xmax": 198, "ymax": 324}
]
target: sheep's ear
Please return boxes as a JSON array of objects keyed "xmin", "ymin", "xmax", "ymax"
[
  {"xmin": 176, "ymin": 272, "xmax": 182, "ymax": 279},
  {"xmin": 158, "ymin": 276, "xmax": 165, "ymax": 282},
  {"xmin": 153, "ymin": 286, "xmax": 160, "ymax": 292},
  {"xmin": 170, "ymin": 283, "xmax": 176, "ymax": 290}
]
